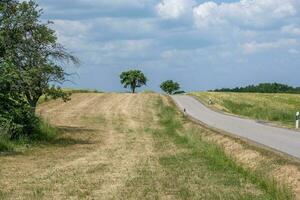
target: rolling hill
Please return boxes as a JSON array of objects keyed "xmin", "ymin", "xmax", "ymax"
[{"xmin": 0, "ymin": 93, "xmax": 299, "ymax": 199}]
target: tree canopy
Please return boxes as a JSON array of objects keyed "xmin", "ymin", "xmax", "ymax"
[
  {"xmin": 120, "ymin": 70, "xmax": 147, "ymax": 93},
  {"xmin": 160, "ymin": 80, "xmax": 180, "ymax": 95},
  {"xmin": 0, "ymin": 0, "xmax": 78, "ymax": 114},
  {"xmin": 0, "ymin": 0, "xmax": 78, "ymax": 139}
]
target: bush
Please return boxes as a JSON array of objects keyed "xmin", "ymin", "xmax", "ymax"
[
  {"xmin": 31, "ymin": 119, "xmax": 58, "ymax": 142},
  {"xmin": 0, "ymin": 62, "xmax": 38, "ymax": 139},
  {"xmin": 0, "ymin": 135, "xmax": 15, "ymax": 152},
  {"xmin": 0, "ymin": 118, "xmax": 59, "ymax": 152}
]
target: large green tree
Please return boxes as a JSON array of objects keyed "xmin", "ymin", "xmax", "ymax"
[
  {"xmin": 0, "ymin": 0, "xmax": 78, "ymax": 114},
  {"xmin": 120, "ymin": 70, "xmax": 147, "ymax": 93},
  {"xmin": 0, "ymin": 0, "xmax": 78, "ymax": 139},
  {"xmin": 160, "ymin": 80, "xmax": 180, "ymax": 95}
]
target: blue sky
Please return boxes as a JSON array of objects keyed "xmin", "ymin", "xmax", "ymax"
[{"xmin": 34, "ymin": 0, "xmax": 300, "ymax": 92}]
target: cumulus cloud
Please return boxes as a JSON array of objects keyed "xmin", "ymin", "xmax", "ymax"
[
  {"xmin": 156, "ymin": 0, "xmax": 196, "ymax": 19},
  {"xmin": 193, "ymin": 0, "xmax": 299, "ymax": 29},
  {"xmin": 53, "ymin": 20, "xmax": 92, "ymax": 36},
  {"xmin": 75, "ymin": 0, "xmax": 153, "ymax": 9},
  {"xmin": 242, "ymin": 39, "xmax": 298, "ymax": 54},
  {"xmin": 28, "ymin": 0, "xmax": 300, "ymax": 91}
]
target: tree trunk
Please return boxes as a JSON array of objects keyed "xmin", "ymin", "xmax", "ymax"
[
  {"xmin": 28, "ymin": 99, "xmax": 38, "ymax": 116},
  {"xmin": 30, "ymin": 103, "xmax": 37, "ymax": 115},
  {"xmin": 25, "ymin": 92, "xmax": 41, "ymax": 116}
]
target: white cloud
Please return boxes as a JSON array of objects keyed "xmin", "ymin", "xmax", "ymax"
[
  {"xmin": 77, "ymin": 0, "xmax": 150, "ymax": 8},
  {"xmin": 53, "ymin": 20, "xmax": 92, "ymax": 37},
  {"xmin": 281, "ymin": 24, "xmax": 300, "ymax": 35},
  {"xmin": 242, "ymin": 39, "xmax": 298, "ymax": 54},
  {"xmin": 193, "ymin": 0, "xmax": 298, "ymax": 29},
  {"xmin": 156, "ymin": 0, "xmax": 196, "ymax": 19},
  {"xmin": 102, "ymin": 39, "xmax": 153, "ymax": 52},
  {"xmin": 193, "ymin": 2, "xmax": 220, "ymax": 28}
]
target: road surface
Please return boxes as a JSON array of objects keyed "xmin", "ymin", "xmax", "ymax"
[{"xmin": 172, "ymin": 95, "xmax": 300, "ymax": 159}]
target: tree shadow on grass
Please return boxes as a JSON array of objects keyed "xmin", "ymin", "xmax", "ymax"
[
  {"xmin": 57, "ymin": 126, "xmax": 97, "ymax": 134},
  {"xmin": 42, "ymin": 126, "xmax": 98, "ymax": 146},
  {"xmin": 0, "ymin": 126, "xmax": 99, "ymax": 156}
]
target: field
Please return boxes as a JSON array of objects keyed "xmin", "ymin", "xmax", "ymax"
[
  {"xmin": 0, "ymin": 93, "xmax": 300, "ymax": 199},
  {"xmin": 190, "ymin": 92, "xmax": 300, "ymax": 128}
]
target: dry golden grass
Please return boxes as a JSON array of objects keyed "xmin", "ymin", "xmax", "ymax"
[
  {"xmin": 0, "ymin": 93, "xmax": 159, "ymax": 199},
  {"xmin": 0, "ymin": 93, "xmax": 299, "ymax": 199},
  {"xmin": 187, "ymin": 122, "xmax": 300, "ymax": 199}
]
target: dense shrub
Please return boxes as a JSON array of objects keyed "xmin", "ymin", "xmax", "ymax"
[{"xmin": 0, "ymin": 63, "xmax": 37, "ymax": 139}]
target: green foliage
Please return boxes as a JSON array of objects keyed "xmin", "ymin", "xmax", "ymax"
[
  {"xmin": 63, "ymin": 88, "xmax": 102, "ymax": 94},
  {"xmin": 30, "ymin": 119, "xmax": 59, "ymax": 142},
  {"xmin": 0, "ymin": 136, "xmax": 15, "ymax": 152},
  {"xmin": 160, "ymin": 80, "xmax": 180, "ymax": 94},
  {"xmin": 0, "ymin": 119, "xmax": 59, "ymax": 152},
  {"xmin": 120, "ymin": 70, "xmax": 147, "ymax": 93},
  {"xmin": 0, "ymin": 0, "xmax": 77, "ymax": 140},
  {"xmin": 214, "ymin": 82, "xmax": 300, "ymax": 94},
  {"xmin": 0, "ymin": 0, "xmax": 78, "ymax": 114},
  {"xmin": 0, "ymin": 62, "xmax": 37, "ymax": 139}
]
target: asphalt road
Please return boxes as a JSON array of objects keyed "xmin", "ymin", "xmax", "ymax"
[{"xmin": 172, "ymin": 95, "xmax": 300, "ymax": 159}]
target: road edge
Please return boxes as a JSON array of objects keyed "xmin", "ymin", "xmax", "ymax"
[{"xmin": 170, "ymin": 95, "xmax": 300, "ymax": 164}]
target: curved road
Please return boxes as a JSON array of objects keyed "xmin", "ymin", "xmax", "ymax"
[{"xmin": 172, "ymin": 95, "xmax": 300, "ymax": 159}]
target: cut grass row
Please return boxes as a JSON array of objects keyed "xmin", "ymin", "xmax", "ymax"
[
  {"xmin": 122, "ymin": 96, "xmax": 294, "ymax": 199},
  {"xmin": 190, "ymin": 92, "xmax": 300, "ymax": 128}
]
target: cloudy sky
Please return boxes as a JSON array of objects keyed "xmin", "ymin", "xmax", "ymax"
[{"xmin": 35, "ymin": 0, "xmax": 300, "ymax": 92}]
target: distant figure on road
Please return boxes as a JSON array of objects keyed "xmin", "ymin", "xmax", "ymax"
[{"xmin": 183, "ymin": 108, "xmax": 187, "ymax": 116}]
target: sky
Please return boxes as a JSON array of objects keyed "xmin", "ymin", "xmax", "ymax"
[{"xmin": 33, "ymin": 0, "xmax": 300, "ymax": 92}]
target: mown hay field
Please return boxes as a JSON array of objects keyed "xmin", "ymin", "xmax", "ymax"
[{"xmin": 0, "ymin": 93, "xmax": 299, "ymax": 199}]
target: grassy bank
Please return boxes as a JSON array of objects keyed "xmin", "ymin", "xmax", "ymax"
[
  {"xmin": 190, "ymin": 92, "xmax": 300, "ymax": 128},
  {"xmin": 148, "ymin": 97, "xmax": 293, "ymax": 199}
]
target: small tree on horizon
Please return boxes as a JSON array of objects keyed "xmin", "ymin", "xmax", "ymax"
[
  {"xmin": 160, "ymin": 80, "xmax": 180, "ymax": 95},
  {"xmin": 120, "ymin": 70, "xmax": 147, "ymax": 93}
]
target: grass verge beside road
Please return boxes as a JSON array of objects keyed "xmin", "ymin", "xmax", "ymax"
[
  {"xmin": 150, "ymin": 97, "xmax": 293, "ymax": 199},
  {"xmin": 190, "ymin": 92, "xmax": 300, "ymax": 128}
]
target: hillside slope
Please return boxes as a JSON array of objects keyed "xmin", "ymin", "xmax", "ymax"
[
  {"xmin": 191, "ymin": 92, "xmax": 300, "ymax": 128},
  {"xmin": 0, "ymin": 93, "xmax": 299, "ymax": 199}
]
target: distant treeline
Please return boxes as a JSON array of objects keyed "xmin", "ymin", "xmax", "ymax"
[{"xmin": 213, "ymin": 83, "xmax": 300, "ymax": 94}]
